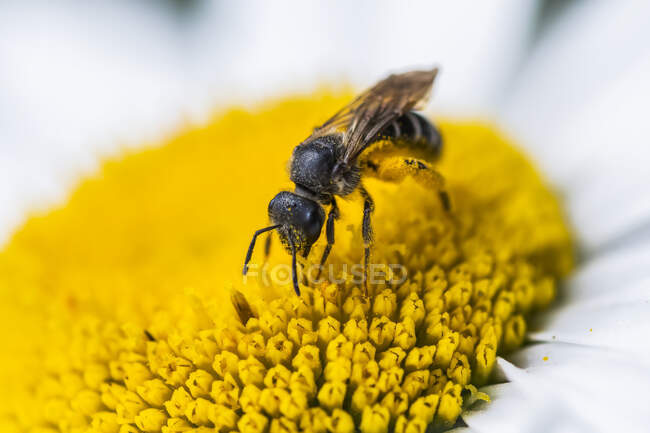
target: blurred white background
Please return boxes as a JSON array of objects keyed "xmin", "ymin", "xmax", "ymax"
[{"xmin": 1, "ymin": 0, "xmax": 649, "ymax": 254}]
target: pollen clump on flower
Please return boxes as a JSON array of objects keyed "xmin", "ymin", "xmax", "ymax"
[{"xmin": 0, "ymin": 93, "xmax": 573, "ymax": 433}]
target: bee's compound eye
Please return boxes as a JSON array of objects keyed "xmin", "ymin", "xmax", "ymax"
[
  {"xmin": 301, "ymin": 206, "xmax": 325, "ymax": 242},
  {"xmin": 306, "ymin": 209, "xmax": 320, "ymax": 224}
]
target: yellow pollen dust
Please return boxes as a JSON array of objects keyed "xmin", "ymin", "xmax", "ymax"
[{"xmin": 0, "ymin": 93, "xmax": 573, "ymax": 433}]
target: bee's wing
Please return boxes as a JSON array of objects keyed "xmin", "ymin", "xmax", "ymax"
[{"xmin": 309, "ymin": 68, "xmax": 439, "ymax": 165}]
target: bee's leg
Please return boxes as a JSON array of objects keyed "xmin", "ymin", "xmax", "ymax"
[
  {"xmin": 263, "ymin": 232, "xmax": 272, "ymax": 262},
  {"xmin": 289, "ymin": 238, "xmax": 300, "ymax": 296},
  {"xmin": 359, "ymin": 185, "xmax": 375, "ymax": 297},
  {"xmin": 299, "ymin": 244, "xmax": 311, "ymax": 287},
  {"xmin": 316, "ymin": 198, "xmax": 339, "ymax": 281},
  {"xmin": 372, "ymin": 156, "xmax": 451, "ymax": 211},
  {"xmin": 243, "ymin": 224, "xmax": 281, "ymax": 275}
]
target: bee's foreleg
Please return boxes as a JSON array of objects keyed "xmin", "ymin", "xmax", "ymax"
[
  {"xmin": 369, "ymin": 156, "xmax": 451, "ymax": 211},
  {"xmin": 299, "ymin": 244, "xmax": 312, "ymax": 287},
  {"xmin": 316, "ymin": 198, "xmax": 339, "ymax": 281},
  {"xmin": 289, "ymin": 238, "xmax": 300, "ymax": 296},
  {"xmin": 359, "ymin": 185, "xmax": 375, "ymax": 297}
]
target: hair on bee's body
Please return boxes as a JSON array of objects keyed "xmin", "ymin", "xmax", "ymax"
[{"xmin": 244, "ymin": 68, "xmax": 450, "ymax": 296}]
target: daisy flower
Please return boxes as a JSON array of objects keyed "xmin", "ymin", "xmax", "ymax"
[
  {"xmin": 0, "ymin": 95, "xmax": 573, "ymax": 433},
  {"xmin": 0, "ymin": 2, "xmax": 648, "ymax": 433}
]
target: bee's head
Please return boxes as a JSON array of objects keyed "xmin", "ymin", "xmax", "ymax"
[{"xmin": 268, "ymin": 191, "xmax": 325, "ymax": 253}]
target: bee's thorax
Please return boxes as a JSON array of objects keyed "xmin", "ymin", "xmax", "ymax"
[{"xmin": 290, "ymin": 135, "xmax": 360, "ymax": 199}]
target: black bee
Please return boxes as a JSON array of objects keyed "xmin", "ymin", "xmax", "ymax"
[{"xmin": 243, "ymin": 68, "xmax": 449, "ymax": 296}]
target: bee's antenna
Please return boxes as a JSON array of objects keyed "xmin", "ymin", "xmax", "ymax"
[
  {"xmin": 289, "ymin": 238, "xmax": 300, "ymax": 296},
  {"xmin": 243, "ymin": 224, "xmax": 281, "ymax": 275}
]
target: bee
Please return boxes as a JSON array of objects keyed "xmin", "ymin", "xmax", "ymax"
[{"xmin": 243, "ymin": 68, "xmax": 449, "ymax": 296}]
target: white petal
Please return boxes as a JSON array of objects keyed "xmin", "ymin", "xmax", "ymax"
[
  {"xmin": 446, "ymin": 427, "xmax": 481, "ymax": 433},
  {"xmin": 547, "ymin": 56, "xmax": 650, "ymax": 254},
  {"xmin": 462, "ymin": 383, "xmax": 554, "ymax": 433},
  {"xmin": 500, "ymin": 346, "xmax": 650, "ymax": 433},
  {"xmin": 566, "ymin": 243, "xmax": 650, "ymax": 302},
  {"xmin": 503, "ymin": 2, "xmax": 650, "ymax": 141},
  {"xmin": 500, "ymin": 2, "xmax": 650, "ymax": 252},
  {"xmin": 528, "ymin": 282, "xmax": 650, "ymax": 364}
]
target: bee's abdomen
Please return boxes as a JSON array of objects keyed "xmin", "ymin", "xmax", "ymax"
[{"xmin": 381, "ymin": 111, "xmax": 442, "ymax": 157}]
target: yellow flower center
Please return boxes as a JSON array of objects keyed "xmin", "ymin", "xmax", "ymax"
[{"xmin": 0, "ymin": 94, "xmax": 573, "ymax": 433}]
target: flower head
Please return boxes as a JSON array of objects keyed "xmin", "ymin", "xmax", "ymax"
[{"xmin": 0, "ymin": 94, "xmax": 572, "ymax": 432}]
